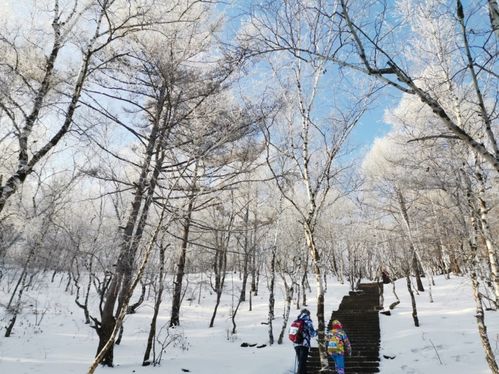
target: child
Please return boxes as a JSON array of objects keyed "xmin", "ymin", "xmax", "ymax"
[{"xmin": 327, "ymin": 320, "xmax": 352, "ymax": 374}]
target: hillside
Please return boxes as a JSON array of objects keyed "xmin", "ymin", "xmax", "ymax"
[{"xmin": 1, "ymin": 274, "xmax": 497, "ymax": 373}]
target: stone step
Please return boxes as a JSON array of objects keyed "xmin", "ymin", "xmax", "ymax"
[
  {"xmin": 345, "ymin": 330, "xmax": 380, "ymax": 334},
  {"xmin": 307, "ymin": 282, "xmax": 382, "ymax": 374},
  {"xmin": 308, "ymin": 364, "xmax": 380, "ymax": 373},
  {"xmin": 348, "ymin": 345, "xmax": 380, "ymax": 348},
  {"xmin": 308, "ymin": 358, "xmax": 380, "ymax": 367},
  {"xmin": 346, "ymin": 330, "xmax": 379, "ymax": 334}
]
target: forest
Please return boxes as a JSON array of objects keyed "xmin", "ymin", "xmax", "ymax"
[{"xmin": 0, "ymin": 0, "xmax": 498, "ymax": 373}]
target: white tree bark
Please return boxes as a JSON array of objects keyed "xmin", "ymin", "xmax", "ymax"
[
  {"xmin": 474, "ymin": 159, "xmax": 499, "ymax": 307},
  {"xmin": 463, "ymin": 167, "xmax": 499, "ymax": 374},
  {"xmin": 488, "ymin": 0, "xmax": 499, "ymax": 38}
]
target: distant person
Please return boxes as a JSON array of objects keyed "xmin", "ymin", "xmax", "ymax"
[
  {"xmin": 327, "ymin": 320, "xmax": 352, "ymax": 374},
  {"xmin": 381, "ymin": 269, "xmax": 391, "ymax": 284},
  {"xmin": 289, "ymin": 308, "xmax": 317, "ymax": 374}
]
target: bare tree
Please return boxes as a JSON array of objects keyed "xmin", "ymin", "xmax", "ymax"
[
  {"xmin": 341, "ymin": 1, "xmax": 497, "ymax": 173},
  {"xmin": 143, "ymin": 239, "xmax": 169, "ymax": 366},
  {"xmin": 87, "ymin": 201, "xmax": 170, "ymax": 374},
  {"xmin": 208, "ymin": 195, "xmax": 236, "ymax": 328},
  {"xmin": 83, "ymin": 2, "xmax": 249, "ymax": 364},
  {"xmin": 244, "ymin": 5, "xmax": 370, "ymax": 363},
  {"xmin": 0, "ymin": 0, "xmax": 158, "ymax": 214}
]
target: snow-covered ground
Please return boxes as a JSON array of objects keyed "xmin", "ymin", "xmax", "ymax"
[
  {"xmin": 0, "ymin": 273, "xmax": 348, "ymax": 374},
  {"xmin": 381, "ymin": 276, "xmax": 499, "ymax": 374},
  {"xmin": 0, "ymin": 273, "xmax": 497, "ymax": 373}
]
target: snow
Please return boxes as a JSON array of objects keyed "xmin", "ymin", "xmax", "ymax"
[
  {"xmin": 381, "ymin": 276, "xmax": 499, "ymax": 374},
  {"xmin": 0, "ymin": 274, "xmax": 498, "ymax": 373}
]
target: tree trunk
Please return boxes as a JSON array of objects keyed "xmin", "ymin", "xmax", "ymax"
[
  {"xmin": 231, "ymin": 296, "xmax": 243, "ymax": 335},
  {"xmin": 426, "ymin": 269, "xmax": 434, "ymax": 303},
  {"xmin": 209, "ymin": 290, "xmax": 223, "ymax": 328},
  {"xmin": 412, "ymin": 253, "xmax": 425, "ymax": 293},
  {"xmin": 209, "ymin": 237, "xmax": 227, "ymax": 328},
  {"xmin": 170, "ymin": 196, "xmax": 194, "ymax": 327},
  {"xmin": 304, "ymin": 226, "xmax": 328, "ymax": 370},
  {"xmin": 96, "ymin": 119, "xmax": 168, "ymax": 365},
  {"xmin": 127, "ymin": 282, "xmax": 147, "ymax": 315},
  {"xmin": 475, "ymin": 160, "xmax": 499, "ymax": 307},
  {"xmin": 396, "ymin": 187, "xmax": 425, "ymax": 292},
  {"xmin": 471, "ymin": 272, "xmax": 499, "ymax": 373},
  {"xmin": 430, "ymin": 199, "xmax": 451, "ymax": 278},
  {"xmin": 73, "ymin": 258, "xmax": 93, "ymax": 325},
  {"xmin": 277, "ymin": 279, "xmax": 294, "ymax": 344},
  {"xmin": 251, "ymin": 244, "xmax": 258, "ymax": 296},
  {"xmin": 95, "ymin": 275, "xmax": 121, "ymax": 367},
  {"xmin": 296, "ymin": 284, "xmax": 301, "ymax": 310},
  {"xmin": 406, "ymin": 275, "xmax": 419, "ymax": 327},
  {"xmin": 462, "ymin": 166, "xmax": 499, "ymax": 373},
  {"xmin": 389, "ymin": 280, "xmax": 401, "ymax": 310},
  {"xmin": 88, "ymin": 204, "xmax": 167, "ymax": 374},
  {"xmin": 239, "ymin": 205, "xmax": 251, "ymax": 302},
  {"xmin": 331, "ymin": 248, "xmax": 339, "ymax": 278},
  {"xmin": 268, "ymin": 245, "xmax": 276, "ymax": 345},
  {"xmin": 143, "ymin": 243, "xmax": 167, "ymax": 366},
  {"xmin": 301, "ymin": 251, "xmax": 309, "ymax": 307},
  {"xmin": 5, "ymin": 271, "xmax": 29, "ymax": 337}
]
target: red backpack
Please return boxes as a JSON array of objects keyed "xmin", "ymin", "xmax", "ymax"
[{"xmin": 288, "ymin": 319, "xmax": 305, "ymax": 343}]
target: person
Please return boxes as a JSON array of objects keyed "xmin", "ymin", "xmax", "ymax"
[
  {"xmin": 381, "ymin": 269, "xmax": 391, "ymax": 284},
  {"xmin": 293, "ymin": 308, "xmax": 317, "ymax": 374},
  {"xmin": 327, "ymin": 320, "xmax": 352, "ymax": 374}
]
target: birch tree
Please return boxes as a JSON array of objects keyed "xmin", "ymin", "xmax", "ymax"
[
  {"xmin": 382, "ymin": 92, "xmax": 499, "ymax": 304},
  {"xmin": 0, "ymin": 0, "xmax": 158, "ymax": 214},
  {"xmin": 242, "ymin": 0, "xmax": 498, "ymax": 174},
  {"xmin": 339, "ymin": 0, "xmax": 498, "ymax": 174},
  {"xmin": 242, "ymin": 1, "xmax": 371, "ymax": 365},
  {"xmin": 362, "ymin": 98, "xmax": 499, "ymax": 370}
]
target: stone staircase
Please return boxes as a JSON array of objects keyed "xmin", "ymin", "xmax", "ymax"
[{"xmin": 307, "ymin": 283, "xmax": 382, "ymax": 373}]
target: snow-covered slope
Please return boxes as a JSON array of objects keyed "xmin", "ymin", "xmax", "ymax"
[
  {"xmin": 0, "ymin": 274, "xmax": 497, "ymax": 373},
  {"xmin": 0, "ymin": 274, "xmax": 348, "ymax": 374},
  {"xmin": 381, "ymin": 276, "xmax": 499, "ymax": 374}
]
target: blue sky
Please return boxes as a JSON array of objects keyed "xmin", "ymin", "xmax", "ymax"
[
  {"xmin": 217, "ymin": 0, "xmax": 399, "ymax": 157},
  {"xmin": 349, "ymin": 94, "xmax": 398, "ymax": 152}
]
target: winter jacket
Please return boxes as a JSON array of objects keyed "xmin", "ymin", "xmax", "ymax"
[
  {"xmin": 293, "ymin": 313, "xmax": 317, "ymax": 348},
  {"xmin": 328, "ymin": 329, "xmax": 351, "ymax": 355}
]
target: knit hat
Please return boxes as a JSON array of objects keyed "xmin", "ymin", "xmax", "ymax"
[{"xmin": 332, "ymin": 320, "xmax": 343, "ymax": 329}]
